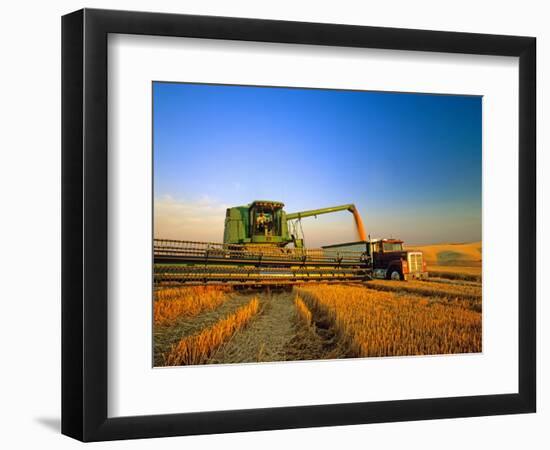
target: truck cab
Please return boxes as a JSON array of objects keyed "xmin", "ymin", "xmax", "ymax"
[
  {"xmin": 369, "ymin": 239, "xmax": 428, "ymax": 280},
  {"xmin": 321, "ymin": 238, "xmax": 428, "ymax": 281}
]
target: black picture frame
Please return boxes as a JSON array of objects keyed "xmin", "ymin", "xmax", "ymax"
[{"xmin": 62, "ymin": 8, "xmax": 536, "ymax": 442}]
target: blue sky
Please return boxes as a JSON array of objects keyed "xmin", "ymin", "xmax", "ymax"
[{"xmin": 153, "ymin": 82, "xmax": 481, "ymax": 246}]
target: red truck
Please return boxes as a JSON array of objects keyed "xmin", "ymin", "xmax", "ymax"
[{"xmin": 322, "ymin": 238, "xmax": 428, "ymax": 281}]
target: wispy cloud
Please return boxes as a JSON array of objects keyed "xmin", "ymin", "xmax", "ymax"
[{"xmin": 154, "ymin": 195, "xmax": 228, "ymax": 242}]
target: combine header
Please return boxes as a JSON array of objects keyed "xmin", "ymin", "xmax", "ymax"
[{"xmin": 154, "ymin": 200, "xmax": 371, "ymax": 286}]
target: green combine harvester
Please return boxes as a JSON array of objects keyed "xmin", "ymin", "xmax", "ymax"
[{"xmin": 154, "ymin": 200, "xmax": 371, "ymax": 286}]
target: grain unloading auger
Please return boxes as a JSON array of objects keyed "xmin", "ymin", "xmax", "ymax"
[{"xmin": 154, "ymin": 200, "xmax": 372, "ymax": 286}]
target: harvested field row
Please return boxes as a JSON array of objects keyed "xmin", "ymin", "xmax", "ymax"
[
  {"xmin": 208, "ymin": 292, "xmax": 299, "ymax": 364},
  {"xmin": 154, "ymin": 286, "xmax": 231, "ymax": 326},
  {"xmin": 367, "ymin": 279, "xmax": 481, "ymax": 302},
  {"xmin": 154, "ymin": 292, "xmax": 257, "ymax": 365},
  {"xmin": 157, "ymin": 289, "xmax": 344, "ymax": 366},
  {"xmin": 297, "ymin": 285, "xmax": 481, "ymax": 357},
  {"xmin": 428, "ymin": 265, "xmax": 481, "ymax": 282},
  {"xmin": 426, "ymin": 277, "xmax": 482, "ymax": 288},
  {"xmin": 207, "ymin": 291, "xmax": 345, "ymax": 364},
  {"xmin": 164, "ymin": 297, "xmax": 260, "ymax": 365}
]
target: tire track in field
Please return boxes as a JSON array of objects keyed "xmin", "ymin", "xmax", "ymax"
[
  {"xmin": 207, "ymin": 291, "xmax": 297, "ymax": 364},
  {"xmin": 207, "ymin": 290, "xmax": 348, "ymax": 364}
]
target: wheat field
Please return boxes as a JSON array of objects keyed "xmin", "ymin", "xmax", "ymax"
[
  {"xmin": 164, "ymin": 297, "xmax": 260, "ymax": 365},
  {"xmin": 294, "ymin": 295, "xmax": 313, "ymax": 327},
  {"xmin": 153, "ymin": 262, "xmax": 482, "ymax": 365},
  {"xmin": 154, "ymin": 286, "xmax": 231, "ymax": 326},
  {"xmin": 367, "ymin": 279, "xmax": 482, "ymax": 302},
  {"xmin": 296, "ymin": 285, "xmax": 481, "ymax": 357}
]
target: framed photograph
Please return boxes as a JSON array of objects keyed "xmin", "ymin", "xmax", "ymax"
[{"xmin": 62, "ymin": 8, "xmax": 536, "ymax": 441}]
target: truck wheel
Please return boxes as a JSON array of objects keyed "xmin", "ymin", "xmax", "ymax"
[{"xmin": 389, "ymin": 270, "xmax": 402, "ymax": 281}]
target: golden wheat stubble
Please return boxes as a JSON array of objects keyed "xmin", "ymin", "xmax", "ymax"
[
  {"xmin": 164, "ymin": 297, "xmax": 260, "ymax": 366},
  {"xmin": 296, "ymin": 285, "xmax": 481, "ymax": 357},
  {"xmin": 154, "ymin": 286, "xmax": 231, "ymax": 326},
  {"xmin": 294, "ymin": 295, "xmax": 313, "ymax": 326}
]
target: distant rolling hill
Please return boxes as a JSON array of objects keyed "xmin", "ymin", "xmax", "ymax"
[{"xmin": 406, "ymin": 241, "xmax": 482, "ymax": 267}]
